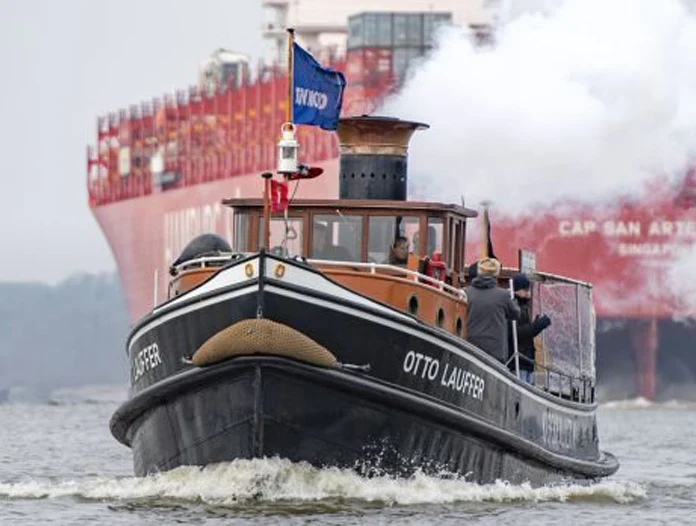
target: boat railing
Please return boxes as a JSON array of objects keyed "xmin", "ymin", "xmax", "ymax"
[
  {"xmin": 169, "ymin": 253, "xmax": 240, "ymax": 275},
  {"xmin": 538, "ymin": 361, "xmax": 595, "ymax": 404},
  {"xmin": 506, "ymin": 352, "xmax": 595, "ymax": 404},
  {"xmin": 307, "ymin": 258, "xmax": 468, "ymax": 300},
  {"xmin": 169, "ymin": 252, "xmax": 467, "ymax": 300}
]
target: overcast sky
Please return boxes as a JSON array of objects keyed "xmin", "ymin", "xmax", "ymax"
[{"xmin": 0, "ymin": 0, "xmax": 263, "ymax": 283}]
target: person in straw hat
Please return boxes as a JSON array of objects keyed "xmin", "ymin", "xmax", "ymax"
[{"xmin": 465, "ymin": 257, "xmax": 520, "ymax": 362}]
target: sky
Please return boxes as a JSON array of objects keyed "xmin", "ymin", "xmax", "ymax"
[{"xmin": 0, "ymin": 0, "xmax": 263, "ymax": 283}]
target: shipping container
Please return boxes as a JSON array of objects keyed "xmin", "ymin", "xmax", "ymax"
[
  {"xmin": 393, "ymin": 13, "xmax": 423, "ymax": 46},
  {"xmin": 423, "ymin": 12, "xmax": 452, "ymax": 46},
  {"xmin": 348, "ymin": 12, "xmax": 452, "ymax": 50},
  {"xmin": 392, "ymin": 46, "xmax": 429, "ymax": 84},
  {"xmin": 345, "ymin": 47, "xmax": 394, "ymax": 87},
  {"xmin": 346, "ymin": 44, "xmax": 435, "ymax": 88}
]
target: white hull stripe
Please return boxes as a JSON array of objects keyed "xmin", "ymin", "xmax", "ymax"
[
  {"xmin": 263, "ymin": 259, "xmax": 415, "ymax": 322},
  {"xmin": 128, "ymin": 285, "xmax": 258, "ymax": 353},
  {"xmin": 153, "ymin": 257, "xmax": 260, "ymax": 313}
]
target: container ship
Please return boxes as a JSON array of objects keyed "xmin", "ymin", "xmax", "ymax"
[{"xmin": 87, "ymin": 0, "xmax": 696, "ymax": 401}]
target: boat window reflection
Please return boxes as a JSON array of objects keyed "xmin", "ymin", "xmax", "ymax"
[
  {"xmin": 232, "ymin": 212, "xmax": 249, "ymax": 252},
  {"xmin": 312, "ymin": 214, "xmax": 362, "ymax": 261},
  {"xmin": 368, "ymin": 216, "xmax": 419, "ymax": 264},
  {"xmin": 426, "ymin": 217, "xmax": 444, "ymax": 257},
  {"xmin": 259, "ymin": 217, "xmax": 303, "ymax": 257}
]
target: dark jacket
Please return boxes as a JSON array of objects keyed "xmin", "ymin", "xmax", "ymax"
[
  {"xmin": 465, "ymin": 276, "xmax": 521, "ymax": 362},
  {"xmin": 509, "ymin": 297, "xmax": 549, "ymax": 372}
]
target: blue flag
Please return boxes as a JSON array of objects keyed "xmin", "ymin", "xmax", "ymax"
[{"xmin": 292, "ymin": 43, "xmax": 346, "ymax": 131}]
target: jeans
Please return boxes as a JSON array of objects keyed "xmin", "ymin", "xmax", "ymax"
[{"xmin": 519, "ymin": 369, "xmax": 534, "ymax": 384}]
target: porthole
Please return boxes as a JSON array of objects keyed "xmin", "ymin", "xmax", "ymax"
[
  {"xmin": 436, "ymin": 308, "xmax": 445, "ymax": 328},
  {"xmin": 455, "ymin": 317, "xmax": 463, "ymax": 337},
  {"xmin": 408, "ymin": 295, "xmax": 419, "ymax": 316}
]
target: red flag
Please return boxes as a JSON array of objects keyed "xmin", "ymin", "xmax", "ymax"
[
  {"xmin": 288, "ymin": 164, "xmax": 324, "ymax": 181},
  {"xmin": 270, "ymin": 179, "xmax": 289, "ymax": 213}
]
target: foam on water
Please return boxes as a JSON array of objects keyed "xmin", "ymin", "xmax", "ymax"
[
  {"xmin": 601, "ymin": 397, "xmax": 696, "ymax": 411},
  {"xmin": 0, "ymin": 457, "xmax": 644, "ymax": 506}
]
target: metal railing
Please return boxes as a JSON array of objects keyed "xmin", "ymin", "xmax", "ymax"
[
  {"xmin": 506, "ymin": 351, "xmax": 595, "ymax": 404},
  {"xmin": 167, "ymin": 252, "xmax": 467, "ymax": 300},
  {"xmin": 306, "ymin": 258, "xmax": 467, "ymax": 300},
  {"xmin": 170, "ymin": 253, "xmax": 239, "ymax": 275}
]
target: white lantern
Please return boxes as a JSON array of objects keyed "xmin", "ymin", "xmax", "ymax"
[{"xmin": 277, "ymin": 123, "xmax": 299, "ymax": 174}]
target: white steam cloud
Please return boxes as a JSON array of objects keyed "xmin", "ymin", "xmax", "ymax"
[{"xmin": 382, "ymin": 0, "xmax": 696, "ymax": 213}]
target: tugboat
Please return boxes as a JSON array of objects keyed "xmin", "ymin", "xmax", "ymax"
[{"xmin": 110, "ymin": 116, "xmax": 619, "ymax": 485}]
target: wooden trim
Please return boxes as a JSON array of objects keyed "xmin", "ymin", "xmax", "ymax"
[
  {"xmin": 319, "ymin": 267, "xmax": 468, "ymax": 337},
  {"xmin": 319, "ymin": 268, "xmax": 464, "ymax": 302},
  {"xmin": 223, "ymin": 197, "xmax": 477, "ymax": 218}
]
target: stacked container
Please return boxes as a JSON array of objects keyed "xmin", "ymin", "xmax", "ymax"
[{"xmin": 346, "ymin": 12, "xmax": 452, "ymax": 90}]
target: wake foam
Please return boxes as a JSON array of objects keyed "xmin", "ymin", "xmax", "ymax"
[
  {"xmin": 600, "ymin": 397, "xmax": 696, "ymax": 410},
  {"xmin": 0, "ymin": 458, "xmax": 644, "ymax": 506}
]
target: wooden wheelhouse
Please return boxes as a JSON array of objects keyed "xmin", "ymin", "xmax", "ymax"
[
  {"xmin": 227, "ymin": 198, "xmax": 477, "ymax": 336},
  {"xmin": 168, "ymin": 197, "xmax": 477, "ymax": 338}
]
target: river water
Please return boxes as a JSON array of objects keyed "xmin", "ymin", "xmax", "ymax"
[{"xmin": 0, "ymin": 385, "xmax": 693, "ymax": 525}]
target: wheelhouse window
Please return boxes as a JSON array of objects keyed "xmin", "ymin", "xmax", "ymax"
[
  {"xmin": 368, "ymin": 215, "xmax": 419, "ymax": 265},
  {"xmin": 311, "ymin": 214, "xmax": 363, "ymax": 262},
  {"xmin": 259, "ymin": 217, "xmax": 303, "ymax": 257},
  {"xmin": 426, "ymin": 217, "xmax": 444, "ymax": 257},
  {"xmin": 232, "ymin": 212, "xmax": 249, "ymax": 252}
]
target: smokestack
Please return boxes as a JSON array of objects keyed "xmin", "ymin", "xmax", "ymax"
[{"xmin": 336, "ymin": 116, "xmax": 429, "ymax": 200}]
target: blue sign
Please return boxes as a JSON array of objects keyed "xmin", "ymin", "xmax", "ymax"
[{"xmin": 292, "ymin": 43, "xmax": 346, "ymax": 131}]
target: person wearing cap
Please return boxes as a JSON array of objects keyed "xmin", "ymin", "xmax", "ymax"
[
  {"xmin": 509, "ymin": 274, "xmax": 551, "ymax": 384},
  {"xmin": 465, "ymin": 258, "xmax": 521, "ymax": 362}
]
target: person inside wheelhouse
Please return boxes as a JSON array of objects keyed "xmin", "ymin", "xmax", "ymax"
[{"xmin": 388, "ymin": 236, "xmax": 410, "ymax": 265}]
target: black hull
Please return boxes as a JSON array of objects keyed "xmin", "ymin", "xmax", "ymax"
[
  {"xmin": 112, "ymin": 253, "xmax": 618, "ymax": 484},
  {"xmin": 113, "ymin": 357, "xmax": 616, "ymax": 483}
]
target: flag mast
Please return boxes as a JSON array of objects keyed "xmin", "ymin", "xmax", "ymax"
[
  {"xmin": 286, "ymin": 28, "xmax": 295, "ymax": 123},
  {"xmin": 480, "ymin": 201, "xmax": 491, "ymax": 260},
  {"xmin": 264, "ymin": 30, "xmax": 295, "ymax": 251}
]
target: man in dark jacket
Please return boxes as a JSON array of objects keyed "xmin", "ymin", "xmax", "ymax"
[
  {"xmin": 465, "ymin": 258, "xmax": 521, "ymax": 362},
  {"xmin": 509, "ymin": 274, "xmax": 551, "ymax": 383}
]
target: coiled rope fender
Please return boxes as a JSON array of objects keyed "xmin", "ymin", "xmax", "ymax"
[{"xmin": 191, "ymin": 318, "xmax": 338, "ymax": 368}]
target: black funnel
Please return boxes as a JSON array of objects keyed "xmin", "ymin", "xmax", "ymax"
[{"xmin": 336, "ymin": 116, "xmax": 428, "ymax": 200}]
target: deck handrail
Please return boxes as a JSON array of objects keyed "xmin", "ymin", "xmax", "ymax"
[
  {"xmin": 170, "ymin": 252, "xmax": 467, "ymax": 300},
  {"xmin": 170, "ymin": 253, "xmax": 239, "ymax": 274},
  {"xmin": 307, "ymin": 258, "xmax": 467, "ymax": 300},
  {"xmin": 506, "ymin": 351, "xmax": 595, "ymax": 404}
]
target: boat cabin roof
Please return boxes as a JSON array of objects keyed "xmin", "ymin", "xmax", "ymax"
[
  {"xmin": 223, "ymin": 198, "xmax": 478, "ymax": 280},
  {"xmin": 223, "ymin": 198, "xmax": 478, "ymax": 217}
]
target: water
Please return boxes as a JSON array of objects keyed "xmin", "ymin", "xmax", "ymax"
[{"xmin": 0, "ymin": 385, "xmax": 693, "ymax": 525}]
